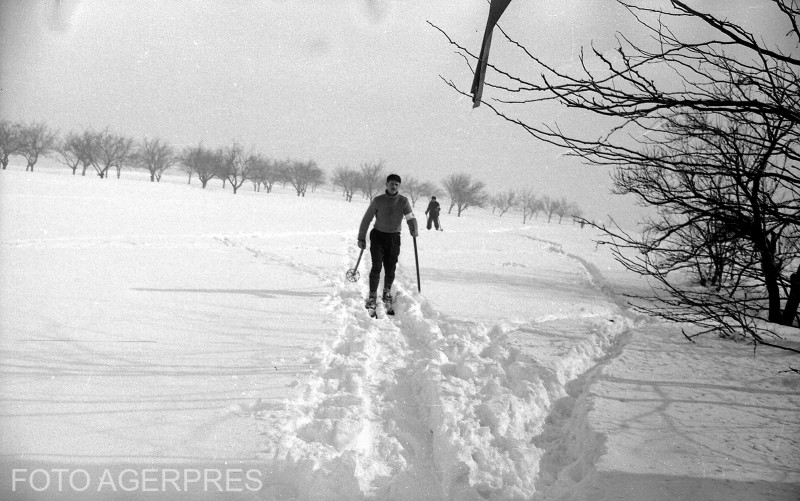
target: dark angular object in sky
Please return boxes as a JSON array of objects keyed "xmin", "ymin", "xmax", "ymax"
[{"xmin": 471, "ymin": 0, "xmax": 513, "ymax": 108}]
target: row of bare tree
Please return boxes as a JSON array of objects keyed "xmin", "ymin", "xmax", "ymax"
[
  {"xmin": 439, "ymin": 0, "xmax": 800, "ymax": 346},
  {"xmin": 0, "ymin": 121, "xmax": 59, "ymax": 172},
  {"xmin": 0, "ymin": 121, "xmax": 326, "ymax": 194},
  {"xmin": 332, "ymin": 163, "xmax": 489, "ymax": 217},
  {"xmin": 0, "ymin": 121, "xmax": 174, "ymax": 181},
  {"xmin": 3, "ymin": 121, "xmax": 578, "ymax": 219},
  {"xmin": 180, "ymin": 142, "xmax": 325, "ymax": 196},
  {"xmin": 490, "ymin": 189, "xmax": 584, "ymax": 225}
]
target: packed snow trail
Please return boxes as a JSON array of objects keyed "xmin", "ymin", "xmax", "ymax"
[
  {"xmin": 4, "ymin": 170, "xmax": 797, "ymax": 501},
  {"xmin": 251, "ymin": 244, "xmax": 633, "ymax": 500}
]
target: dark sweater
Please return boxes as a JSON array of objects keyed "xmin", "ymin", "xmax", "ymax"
[{"xmin": 359, "ymin": 192, "xmax": 415, "ymax": 241}]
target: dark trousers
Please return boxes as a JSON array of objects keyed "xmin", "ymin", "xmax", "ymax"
[
  {"xmin": 369, "ymin": 229, "xmax": 401, "ymax": 295},
  {"xmin": 427, "ymin": 214, "xmax": 440, "ymax": 230}
]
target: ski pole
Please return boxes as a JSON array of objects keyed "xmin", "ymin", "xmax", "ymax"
[
  {"xmin": 346, "ymin": 248, "xmax": 364, "ymax": 282},
  {"xmin": 413, "ymin": 236, "xmax": 420, "ymax": 292}
]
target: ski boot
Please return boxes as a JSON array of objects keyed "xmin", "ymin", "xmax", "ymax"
[
  {"xmin": 365, "ymin": 296, "xmax": 378, "ymax": 318},
  {"xmin": 382, "ymin": 290, "xmax": 395, "ymax": 316}
]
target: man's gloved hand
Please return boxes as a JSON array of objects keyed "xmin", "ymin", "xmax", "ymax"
[{"xmin": 358, "ymin": 239, "xmax": 366, "ymax": 250}]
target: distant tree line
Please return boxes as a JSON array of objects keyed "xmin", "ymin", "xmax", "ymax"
[
  {"xmin": 0, "ymin": 119, "xmax": 588, "ymax": 224},
  {"xmin": 488, "ymin": 189, "xmax": 584, "ymax": 225}
]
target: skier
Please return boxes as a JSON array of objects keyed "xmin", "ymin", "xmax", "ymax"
[
  {"xmin": 358, "ymin": 173, "xmax": 418, "ymax": 316},
  {"xmin": 424, "ymin": 196, "xmax": 442, "ymax": 231}
]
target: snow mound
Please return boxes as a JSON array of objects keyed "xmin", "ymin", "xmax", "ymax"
[{"xmin": 252, "ymin": 248, "xmax": 631, "ymax": 500}]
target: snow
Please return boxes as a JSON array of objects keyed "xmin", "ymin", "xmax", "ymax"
[{"xmin": 1, "ymin": 166, "xmax": 798, "ymax": 500}]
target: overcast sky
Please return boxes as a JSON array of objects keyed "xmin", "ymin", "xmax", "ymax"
[{"xmin": 0, "ymin": 0, "xmax": 784, "ymax": 226}]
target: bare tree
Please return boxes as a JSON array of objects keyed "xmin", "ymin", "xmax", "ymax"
[
  {"xmin": 553, "ymin": 197, "xmax": 579, "ymax": 224},
  {"xmin": 540, "ymin": 195, "xmax": 559, "ymax": 223},
  {"xmin": 359, "ymin": 161, "xmax": 385, "ymax": 201},
  {"xmin": 180, "ymin": 143, "xmax": 217, "ymax": 188},
  {"xmin": 0, "ymin": 120, "xmax": 23, "ymax": 170},
  {"xmin": 19, "ymin": 121, "xmax": 57, "ymax": 172},
  {"xmin": 310, "ymin": 165, "xmax": 327, "ymax": 193},
  {"xmin": 401, "ymin": 175, "xmax": 421, "ymax": 206},
  {"xmin": 436, "ymin": 1, "xmax": 800, "ymax": 349},
  {"xmin": 249, "ymin": 155, "xmax": 278, "ymax": 193},
  {"xmin": 74, "ymin": 129, "xmax": 98, "ymax": 176},
  {"xmin": 420, "ymin": 181, "xmax": 443, "ymax": 199},
  {"xmin": 519, "ymin": 188, "xmax": 534, "ymax": 224},
  {"xmin": 601, "ymin": 111, "xmax": 800, "ymax": 330},
  {"xmin": 442, "ymin": 173, "xmax": 488, "ymax": 217},
  {"xmin": 136, "ymin": 137, "xmax": 174, "ymax": 182},
  {"xmin": 492, "ymin": 189, "xmax": 517, "ymax": 217},
  {"xmin": 261, "ymin": 158, "xmax": 284, "ymax": 193},
  {"xmin": 281, "ymin": 159, "xmax": 324, "ymax": 197},
  {"xmin": 218, "ymin": 142, "xmax": 255, "ymax": 194},
  {"xmin": 56, "ymin": 132, "xmax": 83, "ymax": 175},
  {"xmin": 332, "ymin": 166, "xmax": 363, "ymax": 202},
  {"xmin": 401, "ymin": 177, "xmax": 442, "ymax": 207},
  {"xmin": 93, "ymin": 128, "xmax": 133, "ymax": 179},
  {"xmin": 569, "ymin": 205, "xmax": 585, "ymax": 226}
]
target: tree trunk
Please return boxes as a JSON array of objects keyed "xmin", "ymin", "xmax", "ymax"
[
  {"xmin": 751, "ymin": 228, "xmax": 783, "ymax": 322},
  {"xmin": 781, "ymin": 266, "xmax": 800, "ymax": 326}
]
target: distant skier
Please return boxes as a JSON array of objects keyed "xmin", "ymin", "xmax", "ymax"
[
  {"xmin": 425, "ymin": 196, "xmax": 442, "ymax": 231},
  {"xmin": 358, "ymin": 174, "xmax": 419, "ymax": 316}
]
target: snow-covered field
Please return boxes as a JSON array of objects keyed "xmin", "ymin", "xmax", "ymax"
[{"xmin": 1, "ymin": 167, "xmax": 798, "ymax": 501}]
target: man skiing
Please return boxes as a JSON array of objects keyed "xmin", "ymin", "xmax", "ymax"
[
  {"xmin": 358, "ymin": 174, "xmax": 418, "ymax": 316},
  {"xmin": 425, "ymin": 196, "xmax": 442, "ymax": 231}
]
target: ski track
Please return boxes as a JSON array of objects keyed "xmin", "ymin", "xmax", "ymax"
[
  {"xmin": 10, "ymin": 230, "xmax": 636, "ymax": 499},
  {"xmin": 0, "ymin": 230, "xmax": 346, "ymax": 250},
  {"xmin": 215, "ymin": 236, "xmax": 336, "ymax": 283},
  {"xmin": 222, "ymin": 235, "xmax": 637, "ymax": 500}
]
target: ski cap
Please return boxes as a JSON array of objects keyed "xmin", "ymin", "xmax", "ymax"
[{"xmin": 386, "ymin": 174, "xmax": 401, "ymax": 184}]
